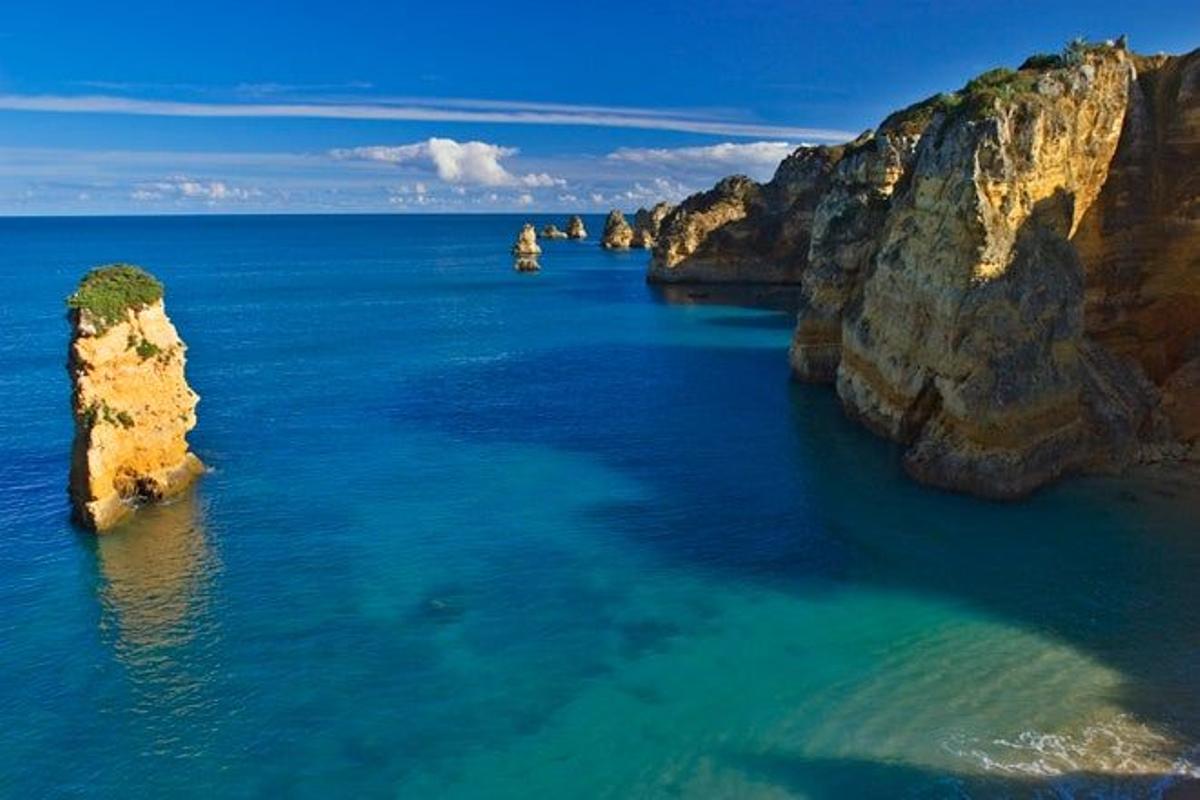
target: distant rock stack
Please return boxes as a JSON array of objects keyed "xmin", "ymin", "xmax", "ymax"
[
  {"xmin": 631, "ymin": 202, "xmax": 674, "ymax": 249},
  {"xmin": 601, "ymin": 210, "xmax": 634, "ymax": 249},
  {"xmin": 67, "ymin": 264, "xmax": 204, "ymax": 531},
  {"xmin": 541, "ymin": 223, "xmax": 568, "ymax": 240},
  {"xmin": 565, "ymin": 215, "xmax": 588, "ymax": 240},
  {"xmin": 512, "ymin": 223, "xmax": 542, "ymax": 271}
]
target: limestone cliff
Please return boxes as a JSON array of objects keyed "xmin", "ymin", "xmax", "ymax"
[
  {"xmin": 1074, "ymin": 49, "xmax": 1200, "ymax": 444},
  {"xmin": 601, "ymin": 210, "xmax": 634, "ymax": 249},
  {"xmin": 512, "ymin": 223, "xmax": 542, "ymax": 271},
  {"xmin": 801, "ymin": 41, "xmax": 1199, "ymax": 497},
  {"xmin": 648, "ymin": 145, "xmax": 843, "ymax": 283},
  {"xmin": 631, "ymin": 202, "xmax": 673, "ymax": 249},
  {"xmin": 790, "ymin": 106, "xmax": 931, "ymax": 380},
  {"xmin": 67, "ymin": 265, "xmax": 203, "ymax": 531}
]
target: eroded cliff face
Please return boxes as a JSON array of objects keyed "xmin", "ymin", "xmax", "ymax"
[
  {"xmin": 835, "ymin": 46, "xmax": 1140, "ymax": 497},
  {"xmin": 1075, "ymin": 50, "xmax": 1200, "ymax": 443},
  {"xmin": 68, "ymin": 266, "xmax": 203, "ymax": 530},
  {"xmin": 790, "ymin": 108, "xmax": 931, "ymax": 381},
  {"xmin": 648, "ymin": 146, "xmax": 843, "ymax": 283},
  {"xmin": 631, "ymin": 202, "xmax": 673, "ymax": 249}
]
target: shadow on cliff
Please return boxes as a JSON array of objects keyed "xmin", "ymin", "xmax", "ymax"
[{"xmin": 385, "ymin": 328, "xmax": 1200, "ymax": 772}]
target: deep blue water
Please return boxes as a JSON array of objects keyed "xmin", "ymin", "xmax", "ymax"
[{"xmin": 1, "ymin": 215, "xmax": 1198, "ymax": 798}]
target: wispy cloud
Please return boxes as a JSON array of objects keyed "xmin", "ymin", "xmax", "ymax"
[
  {"xmin": 607, "ymin": 141, "xmax": 799, "ymax": 169},
  {"xmin": 330, "ymin": 138, "xmax": 565, "ymax": 188},
  {"xmin": 0, "ymin": 93, "xmax": 855, "ymax": 140}
]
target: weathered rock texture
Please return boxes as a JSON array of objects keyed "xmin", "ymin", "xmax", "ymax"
[
  {"xmin": 565, "ymin": 215, "xmax": 588, "ymax": 240},
  {"xmin": 67, "ymin": 265, "xmax": 203, "ymax": 531},
  {"xmin": 541, "ymin": 224, "xmax": 568, "ymax": 240},
  {"xmin": 631, "ymin": 202, "xmax": 674, "ymax": 249},
  {"xmin": 794, "ymin": 41, "xmax": 1199, "ymax": 497},
  {"xmin": 1074, "ymin": 49, "xmax": 1200, "ymax": 445},
  {"xmin": 648, "ymin": 145, "xmax": 844, "ymax": 283},
  {"xmin": 601, "ymin": 210, "xmax": 635, "ymax": 249},
  {"xmin": 512, "ymin": 223, "xmax": 542, "ymax": 271},
  {"xmin": 789, "ymin": 108, "xmax": 931, "ymax": 381}
]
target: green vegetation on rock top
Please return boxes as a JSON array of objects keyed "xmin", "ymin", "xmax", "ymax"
[
  {"xmin": 876, "ymin": 37, "xmax": 1124, "ymax": 135},
  {"xmin": 67, "ymin": 264, "xmax": 163, "ymax": 332}
]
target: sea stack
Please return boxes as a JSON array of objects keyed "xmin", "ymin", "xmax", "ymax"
[
  {"xmin": 601, "ymin": 210, "xmax": 634, "ymax": 249},
  {"xmin": 565, "ymin": 215, "xmax": 588, "ymax": 240},
  {"xmin": 67, "ymin": 264, "xmax": 203, "ymax": 531},
  {"xmin": 541, "ymin": 223, "xmax": 568, "ymax": 240},
  {"xmin": 512, "ymin": 223, "xmax": 542, "ymax": 271},
  {"xmin": 631, "ymin": 202, "xmax": 673, "ymax": 249}
]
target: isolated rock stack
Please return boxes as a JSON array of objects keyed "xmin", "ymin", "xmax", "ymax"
[
  {"xmin": 541, "ymin": 223, "xmax": 568, "ymax": 239},
  {"xmin": 601, "ymin": 210, "xmax": 634, "ymax": 249},
  {"xmin": 512, "ymin": 223, "xmax": 542, "ymax": 271},
  {"xmin": 67, "ymin": 264, "xmax": 203, "ymax": 531},
  {"xmin": 565, "ymin": 215, "xmax": 588, "ymax": 240}
]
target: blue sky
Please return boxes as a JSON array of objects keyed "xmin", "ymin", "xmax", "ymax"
[{"xmin": 1, "ymin": 1, "xmax": 1196, "ymax": 214}]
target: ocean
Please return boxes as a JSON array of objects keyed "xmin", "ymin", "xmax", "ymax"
[{"xmin": 1, "ymin": 214, "xmax": 1197, "ymax": 798}]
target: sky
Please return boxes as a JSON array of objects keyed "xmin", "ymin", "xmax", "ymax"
[{"xmin": 0, "ymin": 1, "xmax": 1196, "ymax": 215}]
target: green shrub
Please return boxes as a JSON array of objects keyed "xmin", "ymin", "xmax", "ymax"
[
  {"xmin": 67, "ymin": 264, "xmax": 163, "ymax": 333},
  {"xmin": 880, "ymin": 92, "xmax": 963, "ymax": 136},
  {"xmin": 135, "ymin": 338, "xmax": 161, "ymax": 360},
  {"xmin": 957, "ymin": 68, "xmax": 1041, "ymax": 118},
  {"xmin": 1020, "ymin": 53, "xmax": 1063, "ymax": 70},
  {"xmin": 79, "ymin": 399, "xmax": 135, "ymax": 429}
]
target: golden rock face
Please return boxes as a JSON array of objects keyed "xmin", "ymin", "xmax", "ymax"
[
  {"xmin": 600, "ymin": 210, "xmax": 634, "ymax": 250},
  {"xmin": 648, "ymin": 147, "xmax": 843, "ymax": 284},
  {"xmin": 68, "ymin": 299, "xmax": 203, "ymax": 531},
  {"xmin": 775, "ymin": 44, "xmax": 1199, "ymax": 497},
  {"xmin": 833, "ymin": 50, "xmax": 1137, "ymax": 496}
]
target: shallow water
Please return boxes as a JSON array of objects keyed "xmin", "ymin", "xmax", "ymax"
[{"xmin": 1, "ymin": 215, "xmax": 1197, "ymax": 798}]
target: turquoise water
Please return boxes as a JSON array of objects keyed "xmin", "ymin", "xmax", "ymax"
[{"xmin": 1, "ymin": 215, "xmax": 1198, "ymax": 798}]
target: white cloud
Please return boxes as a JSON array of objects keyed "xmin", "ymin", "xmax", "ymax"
[
  {"xmin": 584, "ymin": 178, "xmax": 693, "ymax": 209},
  {"xmin": 607, "ymin": 141, "xmax": 798, "ymax": 170},
  {"xmin": 0, "ymin": 94, "xmax": 855, "ymax": 141},
  {"xmin": 516, "ymin": 193, "xmax": 534, "ymax": 206},
  {"xmin": 131, "ymin": 175, "xmax": 259, "ymax": 203},
  {"xmin": 330, "ymin": 137, "xmax": 565, "ymax": 189},
  {"xmin": 519, "ymin": 172, "xmax": 566, "ymax": 188}
]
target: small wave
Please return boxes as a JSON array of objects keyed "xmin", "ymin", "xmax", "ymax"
[{"xmin": 942, "ymin": 715, "xmax": 1200, "ymax": 794}]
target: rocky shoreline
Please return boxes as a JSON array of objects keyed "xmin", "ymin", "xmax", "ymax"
[{"xmin": 649, "ymin": 39, "xmax": 1200, "ymax": 498}]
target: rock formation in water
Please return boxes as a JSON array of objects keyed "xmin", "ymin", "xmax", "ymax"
[
  {"xmin": 631, "ymin": 202, "xmax": 674, "ymax": 249},
  {"xmin": 664, "ymin": 38, "xmax": 1200, "ymax": 497},
  {"xmin": 648, "ymin": 145, "xmax": 844, "ymax": 283},
  {"xmin": 512, "ymin": 223, "xmax": 542, "ymax": 271},
  {"xmin": 565, "ymin": 215, "xmax": 588, "ymax": 240},
  {"xmin": 541, "ymin": 223, "xmax": 568, "ymax": 240},
  {"xmin": 601, "ymin": 210, "xmax": 635, "ymax": 249},
  {"xmin": 819, "ymin": 41, "xmax": 1199, "ymax": 496},
  {"xmin": 67, "ymin": 264, "xmax": 203, "ymax": 531}
]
